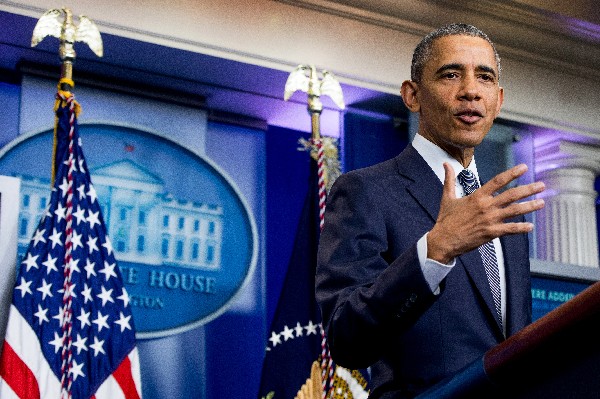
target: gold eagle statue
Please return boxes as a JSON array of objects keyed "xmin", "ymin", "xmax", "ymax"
[
  {"xmin": 284, "ymin": 65, "xmax": 345, "ymax": 110},
  {"xmin": 31, "ymin": 8, "xmax": 103, "ymax": 60}
]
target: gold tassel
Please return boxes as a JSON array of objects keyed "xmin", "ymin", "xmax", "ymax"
[{"xmin": 51, "ymin": 78, "xmax": 81, "ymax": 184}]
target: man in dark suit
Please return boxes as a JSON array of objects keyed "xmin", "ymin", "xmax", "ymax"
[{"xmin": 316, "ymin": 24, "xmax": 546, "ymax": 398}]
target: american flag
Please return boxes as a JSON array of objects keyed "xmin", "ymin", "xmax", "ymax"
[{"xmin": 0, "ymin": 92, "xmax": 142, "ymax": 399}]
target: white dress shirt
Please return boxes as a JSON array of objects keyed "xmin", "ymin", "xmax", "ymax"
[{"xmin": 412, "ymin": 133, "xmax": 506, "ymax": 330}]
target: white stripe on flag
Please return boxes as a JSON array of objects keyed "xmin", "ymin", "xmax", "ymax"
[
  {"xmin": 4, "ymin": 304, "xmax": 62, "ymax": 398},
  {"xmin": 0, "ymin": 377, "xmax": 20, "ymax": 399},
  {"xmin": 95, "ymin": 374, "xmax": 126, "ymax": 399},
  {"xmin": 129, "ymin": 348, "xmax": 143, "ymax": 395}
]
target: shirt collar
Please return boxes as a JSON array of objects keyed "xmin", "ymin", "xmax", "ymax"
[{"xmin": 412, "ymin": 133, "xmax": 480, "ymax": 185}]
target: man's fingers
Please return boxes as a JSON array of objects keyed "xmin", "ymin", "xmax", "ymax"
[
  {"xmin": 442, "ymin": 163, "xmax": 456, "ymax": 200},
  {"xmin": 494, "ymin": 181, "xmax": 545, "ymax": 206},
  {"xmin": 497, "ymin": 221, "xmax": 535, "ymax": 235},
  {"xmin": 500, "ymin": 198, "xmax": 545, "ymax": 220},
  {"xmin": 479, "ymin": 163, "xmax": 528, "ymax": 195}
]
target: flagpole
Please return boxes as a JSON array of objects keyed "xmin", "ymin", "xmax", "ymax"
[
  {"xmin": 31, "ymin": 7, "xmax": 103, "ymax": 184},
  {"xmin": 0, "ymin": 8, "xmax": 141, "ymax": 399},
  {"xmin": 284, "ymin": 64, "xmax": 345, "ymax": 399},
  {"xmin": 31, "ymin": 9, "xmax": 104, "ymax": 399}
]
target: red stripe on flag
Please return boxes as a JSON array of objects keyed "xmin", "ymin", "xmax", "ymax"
[
  {"xmin": 0, "ymin": 341, "xmax": 40, "ymax": 399},
  {"xmin": 112, "ymin": 355, "xmax": 140, "ymax": 399}
]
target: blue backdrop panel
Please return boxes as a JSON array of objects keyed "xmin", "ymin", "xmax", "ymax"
[
  {"xmin": 0, "ymin": 75, "xmax": 266, "ymax": 398},
  {"xmin": 531, "ymin": 276, "xmax": 589, "ymax": 322}
]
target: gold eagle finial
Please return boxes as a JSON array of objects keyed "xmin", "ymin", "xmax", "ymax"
[
  {"xmin": 32, "ymin": 8, "xmax": 103, "ymax": 58},
  {"xmin": 284, "ymin": 65, "xmax": 345, "ymax": 112}
]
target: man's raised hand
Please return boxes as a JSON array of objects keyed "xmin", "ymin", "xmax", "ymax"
[{"xmin": 426, "ymin": 163, "xmax": 545, "ymax": 264}]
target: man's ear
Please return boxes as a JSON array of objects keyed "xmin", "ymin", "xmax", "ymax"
[
  {"xmin": 400, "ymin": 80, "xmax": 420, "ymax": 112},
  {"xmin": 494, "ymin": 86, "xmax": 504, "ymax": 118}
]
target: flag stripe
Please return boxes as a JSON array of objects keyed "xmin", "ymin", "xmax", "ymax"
[
  {"xmin": 0, "ymin": 341, "xmax": 40, "ymax": 399},
  {"xmin": 0, "ymin": 377, "xmax": 21, "ymax": 399},
  {"xmin": 2, "ymin": 305, "xmax": 61, "ymax": 398},
  {"xmin": 112, "ymin": 354, "xmax": 141, "ymax": 399},
  {"xmin": 128, "ymin": 349, "xmax": 143, "ymax": 396},
  {"xmin": 95, "ymin": 376, "xmax": 126, "ymax": 399}
]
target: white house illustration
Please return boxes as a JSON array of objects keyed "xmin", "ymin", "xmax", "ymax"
[{"xmin": 17, "ymin": 159, "xmax": 224, "ymax": 271}]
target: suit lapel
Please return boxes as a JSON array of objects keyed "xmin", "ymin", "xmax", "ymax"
[
  {"xmin": 395, "ymin": 145, "xmax": 443, "ymax": 223},
  {"xmin": 396, "ymin": 145, "xmax": 503, "ymax": 336}
]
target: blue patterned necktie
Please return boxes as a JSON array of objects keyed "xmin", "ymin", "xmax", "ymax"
[{"xmin": 457, "ymin": 169, "xmax": 503, "ymax": 328}]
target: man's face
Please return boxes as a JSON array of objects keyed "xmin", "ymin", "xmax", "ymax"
[{"xmin": 407, "ymin": 35, "xmax": 504, "ymax": 158}]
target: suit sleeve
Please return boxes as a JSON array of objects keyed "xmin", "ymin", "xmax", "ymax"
[{"xmin": 316, "ymin": 171, "xmax": 439, "ymax": 369}]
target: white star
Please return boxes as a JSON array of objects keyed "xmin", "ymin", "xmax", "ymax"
[
  {"xmin": 69, "ymin": 359, "xmax": 85, "ymax": 381},
  {"xmin": 87, "ymin": 236, "xmax": 99, "ymax": 254},
  {"xmin": 87, "ymin": 210, "xmax": 100, "ymax": 229},
  {"xmin": 81, "ymin": 283, "xmax": 94, "ymax": 303},
  {"xmin": 118, "ymin": 288, "xmax": 130, "ymax": 308},
  {"xmin": 269, "ymin": 331, "xmax": 282, "ymax": 347},
  {"xmin": 77, "ymin": 184, "xmax": 87, "ymax": 200},
  {"xmin": 79, "ymin": 159, "xmax": 86, "ymax": 174},
  {"xmin": 21, "ymin": 253, "xmax": 39, "ymax": 272},
  {"xmin": 34, "ymin": 305, "xmax": 49, "ymax": 325},
  {"xmin": 58, "ymin": 178, "xmax": 70, "ymax": 197},
  {"xmin": 87, "ymin": 185, "xmax": 98, "ymax": 204},
  {"xmin": 15, "ymin": 278, "xmax": 32, "ymax": 298},
  {"xmin": 55, "ymin": 202, "xmax": 67, "ymax": 222},
  {"xmin": 72, "ymin": 205, "xmax": 86, "ymax": 225},
  {"xmin": 48, "ymin": 228, "xmax": 63, "ymax": 249},
  {"xmin": 102, "ymin": 237, "xmax": 114, "ymax": 256},
  {"xmin": 36, "ymin": 279, "xmax": 53, "ymax": 300},
  {"xmin": 68, "ymin": 158, "xmax": 77, "ymax": 174},
  {"xmin": 49, "ymin": 332, "xmax": 65, "ymax": 354},
  {"xmin": 114, "ymin": 312, "xmax": 132, "ymax": 332},
  {"xmin": 58, "ymin": 282, "xmax": 77, "ymax": 299},
  {"xmin": 77, "ymin": 307, "xmax": 91, "ymax": 328},
  {"xmin": 71, "ymin": 231, "xmax": 83, "ymax": 251},
  {"xmin": 305, "ymin": 320, "xmax": 318, "ymax": 336},
  {"xmin": 97, "ymin": 285, "xmax": 114, "ymax": 306},
  {"xmin": 68, "ymin": 258, "xmax": 81, "ymax": 274},
  {"xmin": 32, "ymin": 228, "xmax": 46, "ymax": 246},
  {"xmin": 281, "ymin": 325, "xmax": 294, "ymax": 341},
  {"xmin": 90, "ymin": 336, "xmax": 105, "ymax": 356},
  {"xmin": 63, "ymin": 153, "xmax": 73, "ymax": 167},
  {"xmin": 42, "ymin": 254, "xmax": 58, "ymax": 275},
  {"xmin": 72, "ymin": 334, "xmax": 88, "ymax": 355},
  {"xmin": 99, "ymin": 261, "xmax": 117, "ymax": 281},
  {"xmin": 81, "ymin": 283, "xmax": 93, "ymax": 304},
  {"xmin": 295, "ymin": 322, "xmax": 304, "ymax": 337},
  {"xmin": 84, "ymin": 259, "xmax": 96, "ymax": 278},
  {"xmin": 53, "ymin": 306, "xmax": 66, "ymax": 327},
  {"xmin": 93, "ymin": 311, "xmax": 110, "ymax": 332}
]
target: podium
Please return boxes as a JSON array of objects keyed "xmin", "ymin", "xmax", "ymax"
[{"xmin": 417, "ymin": 279, "xmax": 600, "ymax": 398}]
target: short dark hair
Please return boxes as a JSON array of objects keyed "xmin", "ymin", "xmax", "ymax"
[{"xmin": 411, "ymin": 23, "xmax": 501, "ymax": 82}]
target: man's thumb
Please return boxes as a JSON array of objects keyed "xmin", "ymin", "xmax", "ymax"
[{"xmin": 442, "ymin": 163, "xmax": 456, "ymax": 199}]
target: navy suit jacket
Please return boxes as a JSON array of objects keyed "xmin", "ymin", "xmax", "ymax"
[{"xmin": 316, "ymin": 145, "xmax": 531, "ymax": 398}]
